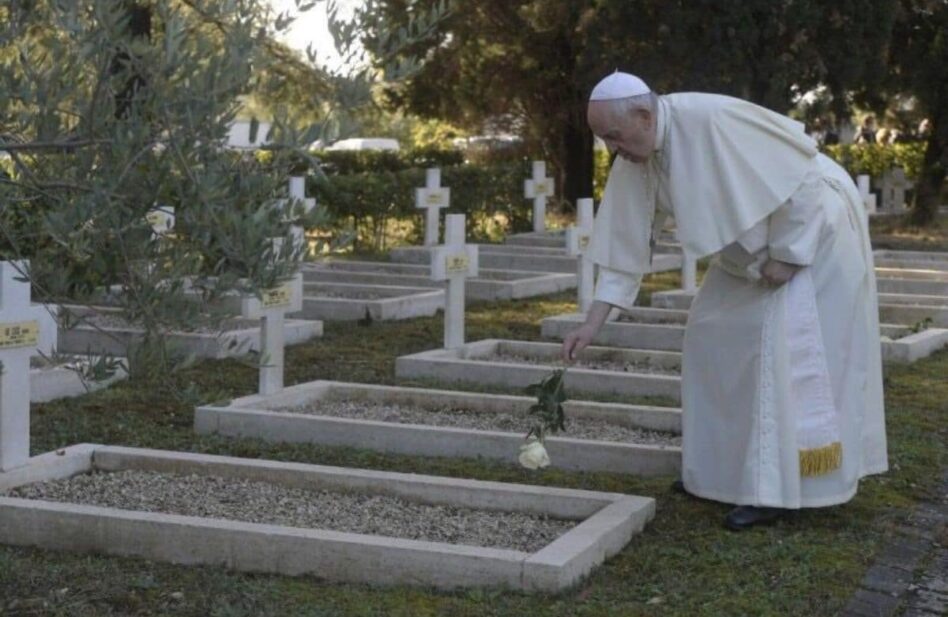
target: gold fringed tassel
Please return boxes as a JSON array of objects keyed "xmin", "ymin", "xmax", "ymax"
[{"xmin": 799, "ymin": 442, "xmax": 842, "ymax": 477}]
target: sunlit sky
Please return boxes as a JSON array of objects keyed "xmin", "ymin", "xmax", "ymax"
[{"xmin": 269, "ymin": 0, "xmax": 362, "ymax": 71}]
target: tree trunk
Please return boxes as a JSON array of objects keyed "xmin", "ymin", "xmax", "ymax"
[
  {"xmin": 559, "ymin": 110, "xmax": 595, "ymax": 212},
  {"xmin": 909, "ymin": 116, "xmax": 947, "ymax": 226}
]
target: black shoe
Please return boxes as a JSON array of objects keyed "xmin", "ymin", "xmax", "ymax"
[{"xmin": 724, "ymin": 506, "xmax": 787, "ymax": 531}]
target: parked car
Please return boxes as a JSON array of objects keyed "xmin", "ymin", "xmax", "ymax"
[{"xmin": 326, "ymin": 138, "xmax": 400, "ymax": 151}]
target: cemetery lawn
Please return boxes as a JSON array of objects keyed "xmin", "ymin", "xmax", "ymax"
[
  {"xmin": 870, "ymin": 212, "xmax": 948, "ymax": 251},
  {"xmin": 2, "ymin": 275, "xmax": 945, "ymax": 616}
]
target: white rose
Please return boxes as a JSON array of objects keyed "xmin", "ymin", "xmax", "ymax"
[{"xmin": 518, "ymin": 439, "xmax": 551, "ymax": 470}]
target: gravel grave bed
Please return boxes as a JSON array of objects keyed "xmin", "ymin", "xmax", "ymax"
[
  {"xmin": 307, "ymin": 291, "xmax": 389, "ymax": 300},
  {"xmin": 5, "ymin": 470, "xmax": 571, "ymax": 552},
  {"xmin": 68, "ymin": 312, "xmax": 252, "ymax": 334},
  {"xmin": 281, "ymin": 401, "xmax": 681, "ymax": 446},
  {"xmin": 483, "ymin": 354, "xmax": 680, "ymax": 375}
]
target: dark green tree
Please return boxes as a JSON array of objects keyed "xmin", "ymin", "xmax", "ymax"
[
  {"xmin": 358, "ymin": 1, "xmax": 901, "ymax": 208},
  {"xmin": 887, "ymin": 0, "xmax": 948, "ymax": 225}
]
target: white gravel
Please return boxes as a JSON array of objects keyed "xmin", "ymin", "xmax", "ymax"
[
  {"xmin": 309, "ymin": 291, "xmax": 388, "ymax": 300},
  {"xmin": 68, "ymin": 313, "xmax": 254, "ymax": 334},
  {"xmin": 283, "ymin": 401, "xmax": 680, "ymax": 446},
  {"xmin": 485, "ymin": 353, "xmax": 680, "ymax": 375},
  {"xmin": 6, "ymin": 470, "xmax": 572, "ymax": 553}
]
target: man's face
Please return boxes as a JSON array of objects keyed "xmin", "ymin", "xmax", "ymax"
[{"xmin": 587, "ymin": 101, "xmax": 655, "ymax": 164}]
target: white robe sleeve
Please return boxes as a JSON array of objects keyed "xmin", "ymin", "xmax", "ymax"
[
  {"xmin": 594, "ymin": 266, "xmax": 642, "ymax": 311},
  {"xmin": 767, "ymin": 172, "xmax": 827, "ymax": 266}
]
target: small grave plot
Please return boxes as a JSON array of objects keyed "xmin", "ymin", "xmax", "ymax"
[
  {"xmin": 6, "ymin": 469, "xmax": 570, "ymax": 553},
  {"xmin": 280, "ymin": 400, "xmax": 680, "ymax": 447}
]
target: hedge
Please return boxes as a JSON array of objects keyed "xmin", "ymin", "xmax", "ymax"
[
  {"xmin": 822, "ymin": 143, "xmax": 926, "ymax": 180},
  {"xmin": 310, "ymin": 162, "xmax": 532, "ymax": 250}
]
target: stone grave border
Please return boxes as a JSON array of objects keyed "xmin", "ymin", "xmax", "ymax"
[
  {"xmin": 0, "ymin": 444, "xmax": 654, "ymax": 591},
  {"xmin": 302, "ymin": 262, "xmax": 576, "ymax": 301},
  {"xmin": 57, "ymin": 305, "xmax": 321, "ymax": 359},
  {"xmin": 194, "ymin": 380, "xmax": 681, "ymax": 476},
  {"xmin": 298, "ymin": 282, "xmax": 444, "ymax": 321},
  {"xmin": 390, "ymin": 246, "xmax": 683, "ymax": 275},
  {"xmin": 395, "ymin": 339, "xmax": 682, "ymax": 402},
  {"xmin": 545, "ymin": 309, "xmax": 948, "ymax": 364},
  {"xmin": 877, "ymin": 277, "xmax": 948, "ymax": 295},
  {"xmin": 31, "ymin": 357, "xmax": 128, "ymax": 403},
  {"xmin": 542, "ymin": 309, "xmax": 687, "ymax": 352}
]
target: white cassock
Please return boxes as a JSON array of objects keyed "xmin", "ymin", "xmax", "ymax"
[{"xmin": 589, "ymin": 93, "xmax": 888, "ymax": 509}]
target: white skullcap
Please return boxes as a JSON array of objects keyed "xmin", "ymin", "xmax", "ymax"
[{"xmin": 589, "ymin": 71, "xmax": 651, "ymax": 101}]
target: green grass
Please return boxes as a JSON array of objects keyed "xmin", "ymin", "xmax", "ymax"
[
  {"xmin": 2, "ymin": 274, "xmax": 946, "ymax": 616},
  {"xmin": 869, "ymin": 213, "xmax": 948, "ymax": 252}
]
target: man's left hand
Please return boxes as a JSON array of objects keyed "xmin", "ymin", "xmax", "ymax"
[{"xmin": 760, "ymin": 259, "xmax": 802, "ymax": 286}]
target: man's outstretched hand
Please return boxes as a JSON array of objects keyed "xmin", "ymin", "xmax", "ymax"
[
  {"xmin": 561, "ymin": 324, "xmax": 597, "ymax": 363},
  {"xmin": 760, "ymin": 258, "xmax": 802, "ymax": 287}
]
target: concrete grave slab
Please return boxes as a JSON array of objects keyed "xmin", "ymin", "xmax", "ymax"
[
  {"xmin": 302, "ymin": 261, "xmax": 576, "ymax": 301},
  {"xmin": 877, "ymin": 292, "xmax": 948, "ymax": 306},
  {"xmin": 877, "ymin": 277, "xmax": 948, "ymax": 296},
  {"xmin": 504, "ymin": 230, "xmax": 566, "ymax": 249},
  {"xmin": 0, "ymin": 444, "xmax": 655, "ymax": 591},
  {"xmin": 297, "ymin": 282, "xmax": 444, "ymax": 321},
  {"xmin": 545, "ymin": 310, "xmax": 947, "ymax": 364},
  {"xmin": 195, "ymin": 381, "xmax": 681, "ymax": 476},
  {"xmin": 875, "ymin": 267, "xmax": 948, "ymax": 282},
  {"xmin": 396, "ymin": 339, "xmax": 681, "ymax": 402},
  {"xmin": 31, "ymin": 356, "xmax": 128, "ymax": 403},
  {"xmin": 391, "ymin": 245, "xmax": 683, "ymax": 274},
  {"xmin": 652, "ymin": 288, "xmax": 948, "ymax": 327},
  {"xmin": 542, "ymin": 309, "xmax": 687, "ymax": 352},
  {"xmin": 875, "ymin": 250, "xmax": 948, "ymax": 268},
  {"xmin": 57, "ymin": 305, "xmax": 321, "ymax": 359}
]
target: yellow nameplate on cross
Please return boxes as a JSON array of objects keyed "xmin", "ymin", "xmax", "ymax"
[
  {"xmin": 445, "ymin": 254, "xmax": 469, "ymax": 274},
  {"xmin": 262, "ymin": 285, "xmax": 292, "ymax": 308},
  {"xmin": 425, "ymin": 193, "xmax": 445, "ymax": 206},
  {"xmin": 0, "ymin": 320, "xmax": 39, "ymax": 350},
  {"xmin": 533, "ymin": 181, "xmax": 551, "ymax": 196},
  {"xmin": 578, "ymin": 235, "xmax": 590, "ymax": 250}
]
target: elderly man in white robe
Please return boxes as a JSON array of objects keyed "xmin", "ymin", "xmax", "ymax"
[{"xmin": 562, "ymin": 72, "xmax": 888, "ymax": 530}]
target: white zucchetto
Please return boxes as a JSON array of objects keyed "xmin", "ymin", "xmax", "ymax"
[{"xmin": 589, "ymin": 72, "xmax": 651, "ymax": 101}]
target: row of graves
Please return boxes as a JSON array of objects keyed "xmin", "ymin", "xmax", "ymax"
[
  {"xmin": 302, "ymin": 161, "xmax": 686, "ymax": 323},
  {"xmin": 0, "ymin": 173, "xmax": 666, "ymax": 592},
  {"xmin": 1, "ymin": 161, "xmax": 944, "ymax": 592}
]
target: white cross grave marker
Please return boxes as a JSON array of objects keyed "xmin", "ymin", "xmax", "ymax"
[
  {"xmin": 876, "ymin": 167, "xmax": 914, "ymax": 212},
  {"xmin": 415, "ymin": 168, "xmax": 450, "ymax": 246},
  {"xmin": 282, "ymin": 176, "xmax": 314, "ymax": 310},
  {"xmin": 146, "ymin": 205, "xmax": 175, "ymax": 236},
  {"xmin": 856, "ymin": 174, "xmax": 877, "ymax": 214},
  {"xmin": 240, "ymin": 239, "xmax": 303, "ymax": 395},
  {"xmin": 145, "ymin": 205, "xmax": 175, "ymax": 276},
  {"xmin": 0, "ymin": 261, "xmax": 56, "ymax": 470},
  {"xmin": 681, "ymin": 251, "xmax": 697, "ymax": 292},
  {"xmin": 524, "ymin": 160, "xmax": 554, "ymax": 233},
  {"xmin": 565, "ymin": 198, "xmax": 595, "ymax": 312},
  {"xmin": 430, "ymin": 214, "xmax": 478, "ymax": 349}
]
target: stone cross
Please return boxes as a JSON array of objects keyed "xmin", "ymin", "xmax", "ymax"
[
  {"xmin": 240, "ymin": 239, "xmax": 303, "ymax": 395},
  {"xmin": 565, "ymin": 198, "xmax": 595, "ymax": 312},
  {"xmin": 681, "ymin": 252, "xmax": 697, "ymax": 292},
  {"xmin": 0, "ymin": 261, "xmax": 56, "ymax": 471},
  {"xmin": 856, "ymin": 174, "xmax": 877, "ymax": 214},
  {"xmin": 524, "ymin": 160, "xmax": 554, "ymax": 233},
  {"xmin": 430, "ymin": 214, "xmax": 478, "ymax": 349},
  {"xmin": 415, "ymin": 168, "xmax": 450, "ymax": 246},
  {"xmin": 876, "ymin": 167, "xmax": 914, "ymax": 212},
  {"xmin": 146, "ymin": 206, "xmax": 175, "ymax": 237},
  {"xmin": 284, "ymin": 176, "xmax": 313, "ymax": 310},
  {"xmin": 145, "ymin": 206, "xmax": 175, "ymax": 276}
]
